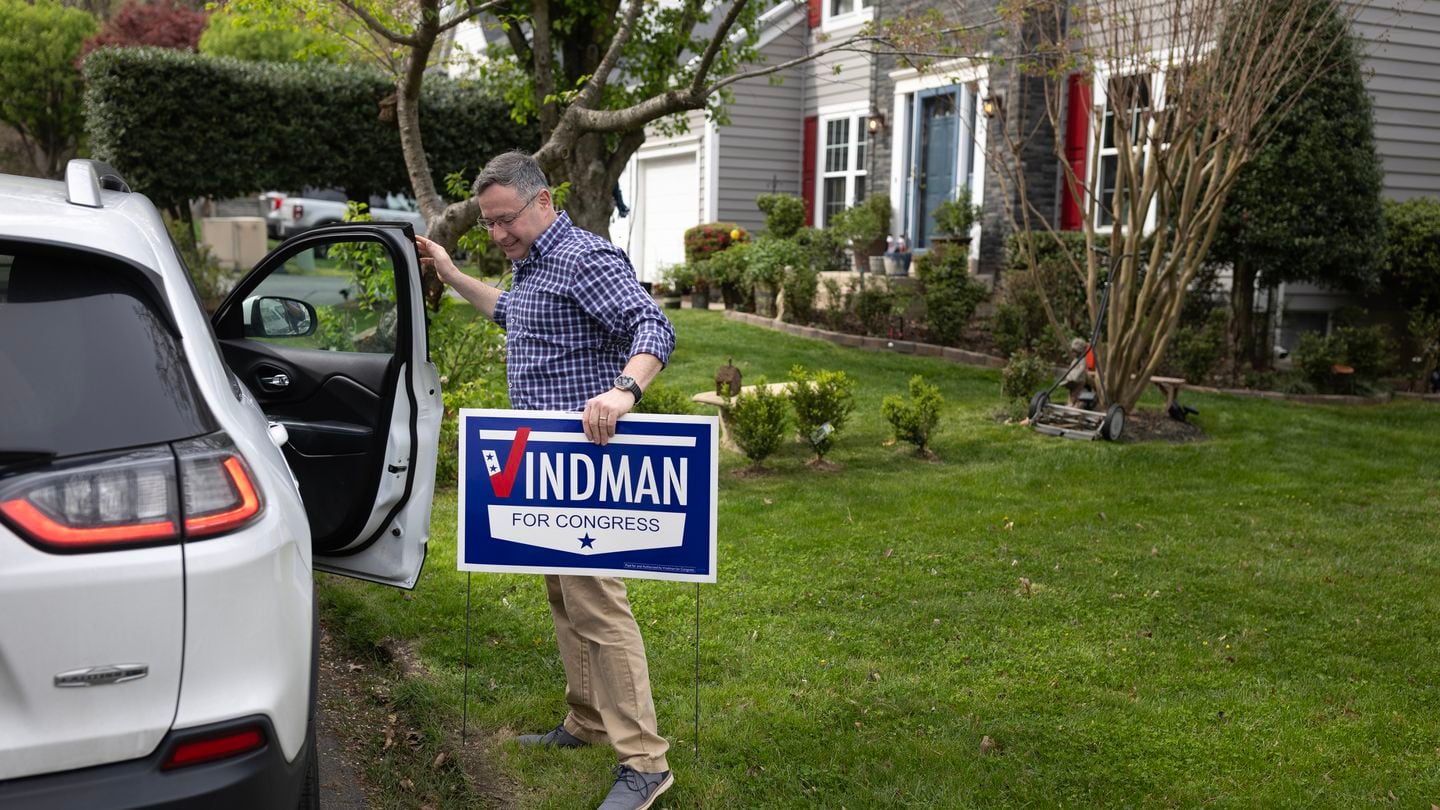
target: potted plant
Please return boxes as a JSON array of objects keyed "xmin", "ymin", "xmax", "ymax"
[
  {"xmin": 747, "ymin": 236, "xmax": 805, "ymax": 318},
  {"xmin": 829, "ymin": 193, "xmax": 891, "ymax": 273},
  {"xmin": 690, "ymin": 260, "xmax": 713, "ymax": 310},
  {"xmin": 654, "ymin": 267, "xmax": 684, "ymax": 309},
  {"xmin": 928, "ymin": 187, "xmax": 979, "ymax": 249},
  {"xmin": 708, "ymin": 240, "xmax": 753, "ymax": 310}
]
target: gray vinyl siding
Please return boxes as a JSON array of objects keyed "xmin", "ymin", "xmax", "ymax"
[
  {"xmin": 715, "ymin": 17, "xmax": 807, "ymax": 232},
  {"xmin": 639, "ymin": 109, "xmax": 707, "ymax": 216},
  {"xmin": 805, "ymin": 16, "xmax": 873, "ymax": 113},
  {"xmin": 1352, "ymin": 0, "xmax": 1440, "ymax": 201}
]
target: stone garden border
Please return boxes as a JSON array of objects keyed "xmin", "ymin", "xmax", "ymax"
[{"xmin": 723, "ymin": 310, "xmax": 1440, "ymax": 406}]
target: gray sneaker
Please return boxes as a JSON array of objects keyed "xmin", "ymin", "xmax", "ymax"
[
  {"xmin": 515, "ymin": 723, "xmax": 589, "ymax": 749},
  {"xmin": 598, "ymin": 765, "xmax": 673, "ymax": 810}
]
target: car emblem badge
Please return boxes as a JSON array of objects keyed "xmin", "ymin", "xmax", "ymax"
[{"xmin": 54, "ymin": 664, "xmax": 149, "ymax": 688}]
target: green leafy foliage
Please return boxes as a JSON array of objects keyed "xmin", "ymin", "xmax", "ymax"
[
  {"xmin": 1162, "ymin": 307, "xmax": 1228, "ymax": 385},
  {"xmin": 829, "ymin": 193, "xmax": 892, "ymax": 249},
  {"xmin": 728, "ymin": 377, "xmax": 791, "ymax": 467},
  {"xmin": 630, "ymin": 381, "xmax": 696, "ymax": 416},
  {"xmin": 746, "ymin": 235, "xmax": 805, "ymax": 287},
  {"xmin": 931, "ymin": 186, "xmax": 979, "ymax": 237},
  {"xmin": 787, "ymin": 365, "xmax": 855, "ymax": 460},
  {"xmin": 852, "ymin": 285, "xmax": 899, "ymax": 337},
  {"xmin": 915, "ymin": 242, "xmax": 988, "ymax": 346},
  {"xmin": 795, "ymin": 226, "xmax": 848, "ymax": 274},
  {"xmin": 1293, "ymin": 324, "xmax": 1394, "ymax": 392},
  {"xmin": 1380, "ymin": 197, "xmax": 1440, "ymax": 312},
  {"xmin": 882, "ymin": 374, "xmax": 943, "ymax": 455},
  {"xmin": 780, "ymin": 260, "xmax": 819, "ymax": 324},
  {"xmin": 992, "ymin": 232, "xmax": 1090, "ymax": 358},
  {"xmin": 706, "ymin": 242, "xmax": 753, "ymax": 307},
  {"xmin": 199, "ymin": 8, "xmax": 353, "ymax": 64},
  {"xmin": 0, "ymin": 0, "xmax": 97, "ymax": 177},
  {"xmin": 1210, "ymin": 1, "xmax": 1385, "ymax": 295},
  {"xmin": 82, "ymin": 47, "xmax": 535, "ymax": 212},
  {"xmin": 432, "ymin": 300, "xmax": 508, "ymax": 485},
  {"xmin": 756, "ymin": 193, "xmax": 806, "ymax": 239},
  {"xmin": 333, "ymin": 201, "xmax": 394, "ymax": 312},
  {"xmin": 428, "ymin": 297, "xmax": 505, "ymax": 390},
  {"xmin": 1001, "ymin": 350, "xmax": 1049, "ymax": 410}
]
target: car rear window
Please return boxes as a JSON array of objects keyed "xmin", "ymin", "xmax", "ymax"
[{"xmin": 0, "ymin": 244, "xmax": 216, "ymax": 459}]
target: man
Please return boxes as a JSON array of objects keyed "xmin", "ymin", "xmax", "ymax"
[{"xmin": 415, "ymin": 151, "xmax": 675, "ymax": 810}]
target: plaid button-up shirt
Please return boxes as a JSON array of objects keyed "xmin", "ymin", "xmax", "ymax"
[{"xmin": 493, "ymin": 212, "xmax": 675, "ymax": 411}]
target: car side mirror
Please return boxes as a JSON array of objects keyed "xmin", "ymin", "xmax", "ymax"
[{"xmin": 244, "ymin": 295, "xmax": 318, "ymax": 338}]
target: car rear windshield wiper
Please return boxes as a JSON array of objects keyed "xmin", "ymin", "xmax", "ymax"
[{"xmin": 0, "ymin": 449, "xmax": 57, "ymax": 473}]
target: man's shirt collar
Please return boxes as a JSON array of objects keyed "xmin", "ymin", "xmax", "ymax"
[{"xmin": 519, "ymin": 211, "xmax": 573, "ymax": 267}]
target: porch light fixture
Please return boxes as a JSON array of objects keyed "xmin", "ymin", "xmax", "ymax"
[
  {"xmin": 982, "ymin": 92, "xmax": 1004, "ymax": 119},
  {"xmin": 867, "ymin": 113, "xmax": 886, "ymax": 134}
]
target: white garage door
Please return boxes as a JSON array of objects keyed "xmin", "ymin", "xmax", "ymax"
[{"xmin": 636, "ymin": 152, "xmax": 699, "ymax": 284}]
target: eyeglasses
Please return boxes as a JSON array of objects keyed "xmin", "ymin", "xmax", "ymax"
[{"xmin": 478, "ymin": 192, "xmax": 540, "ymax": 231}]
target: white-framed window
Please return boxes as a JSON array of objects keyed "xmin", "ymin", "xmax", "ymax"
[
  {"xmin": 818, "ymin": 113, "xmax": 869, "ymax": 227},
  {"xmin": 1090, "ymin": 57, "xmax": 1189, "ymax": 232},
  {"xmin": 826, "ymin": 0, "xmax": 873, "ymax": 21},
  {"xmin": 1094, "ymin": 74, "xmax": 1152, "ymax": 228}
]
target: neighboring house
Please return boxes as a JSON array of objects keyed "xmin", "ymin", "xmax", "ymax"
[
  {"xmin": 615, "ymin": 0, "xmax": 1439, "ymax": 350},
  {"xmin": 611, "ymin": 2, "xmax": 809, "ymax": 283}
]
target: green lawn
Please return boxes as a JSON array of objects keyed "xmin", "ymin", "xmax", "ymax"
[{"xmin": 319, "ymin": 308, "xmax": 1440, "ymax": 808}]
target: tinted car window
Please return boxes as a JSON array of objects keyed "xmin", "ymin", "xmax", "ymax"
[{"xmin": 0, "ymin": 245, "xmax": 216, "ymax": 458}]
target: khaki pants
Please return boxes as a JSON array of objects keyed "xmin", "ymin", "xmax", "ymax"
[{"xmin": 545, "ymin": 574, "xmax": 670, "ymax": 773}]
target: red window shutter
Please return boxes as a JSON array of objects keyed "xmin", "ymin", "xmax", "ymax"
[
  {"xmin": 808, "ymin": 0, "xmax": 822, "ymax": 27},
  {"xmin": 1061, "ymin": 73, "xmax": 1092, "ymax": 231},
  {"xmin": 802, "ymin": 116, "xmax": 818, "ymax": 226}
]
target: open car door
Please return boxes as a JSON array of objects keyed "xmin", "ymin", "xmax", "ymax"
[{"xmin": 212, "ymin": 223, "xmax": 440, "ymax": 588}]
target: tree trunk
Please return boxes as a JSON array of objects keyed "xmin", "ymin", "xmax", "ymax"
[
  {"xmin": 540, "ymin": 129, "xmax": 646, "ymax": 241},
  {"xmin": 1229, "ymin": 258, "xmax": 1258, "ymax": 378}
]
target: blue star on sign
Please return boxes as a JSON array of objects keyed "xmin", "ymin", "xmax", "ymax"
[{"xmin": 579, "ymin": 534, "xmax": 596, "ymax": 549}]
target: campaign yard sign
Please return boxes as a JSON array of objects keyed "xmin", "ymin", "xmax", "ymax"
[{"xmin": 457, "ymin": 409, "xmax": 718, "ymax": 583}]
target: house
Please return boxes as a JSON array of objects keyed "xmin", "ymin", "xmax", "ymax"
[{"xmin": 619, "ymin": 0, "xmax": 1440, "ymax": 350}]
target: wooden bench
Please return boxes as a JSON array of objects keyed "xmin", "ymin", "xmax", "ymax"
[
  {"xmin": 1149, "ymin": 376, "xmax": 1187, "ymax": 411},
  {"xmin": 692, "ymin": 382, "xmax": 798, "ymax": 451}
]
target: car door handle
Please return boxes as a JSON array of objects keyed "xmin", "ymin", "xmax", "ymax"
[{"xmin": 259, "ymin": 373, "xmax": 290, "ymax": 390}]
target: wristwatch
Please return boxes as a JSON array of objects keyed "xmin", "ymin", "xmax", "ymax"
[{"xmin": 613, "ymin": 374, "xmax": 643, "ymax": 404}]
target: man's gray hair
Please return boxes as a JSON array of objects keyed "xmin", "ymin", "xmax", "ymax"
[{"xmin": 473, "ymin": 151, "xmax": 550, "ymax": 199}]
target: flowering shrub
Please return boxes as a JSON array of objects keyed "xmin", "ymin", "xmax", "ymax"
[{"xmin": 683, "ymin": 222, "xmax": 747, "ymax": 264}]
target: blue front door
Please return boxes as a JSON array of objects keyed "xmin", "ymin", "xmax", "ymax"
[{"xmin": 908, "ymin": 86, "xmax": 977, "ymax": 248}]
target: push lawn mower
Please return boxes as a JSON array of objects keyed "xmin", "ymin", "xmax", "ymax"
[{"xmin": 1026, "ymin": 275, "xmax": 1126, "ymax": 442}]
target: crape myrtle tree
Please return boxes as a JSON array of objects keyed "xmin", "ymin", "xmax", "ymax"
[
  {"xmin": 1208, "ymin": 0, "xmax": 1384, "ymax": 372},
  {"xmin": 226, "ymin": 0, "xmax": 961, "ymax": 253},
  {"xmin": 985, "ymin": 0, "xmax": 1362, "ymax": 411}
]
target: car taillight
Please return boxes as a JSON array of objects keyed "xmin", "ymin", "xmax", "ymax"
[
  {"xmin": 0, "ymin": 434, "xmax": 263, "ymax": 553},
  {"xmin": 291, "ymin": 203, "xmax": 303, "ymax": 221},
  {"xmin": 270, "ymin": 196, "xmax": 284, "ymax": 211},
  {"xmin": 162, "ymin": 725, "xmax": 266, "ymax": 770},
  {"xmin": 175, "ymin": 435, "xmax": 263, "ymax": 539},
  {"xmin": 0, "ymin": 447, "xmax": 179, "ymax": 551}
]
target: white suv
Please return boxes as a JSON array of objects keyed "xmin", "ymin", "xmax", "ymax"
[{"xmin": 0, "ymin": 161, "xmax": 441, "ymax": 807}]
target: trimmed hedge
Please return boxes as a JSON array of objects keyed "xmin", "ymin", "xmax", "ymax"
[{"xmin": 82, "ymin": 47, "xmax": 536, "ymax": 210}]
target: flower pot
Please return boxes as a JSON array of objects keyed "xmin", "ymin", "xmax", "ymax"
[
  {"xmin": 661, "ymin": 294, "xmax": 683, "ymax": 310},
  {"xmin": 690, "ymin": 289, "xmax": 710, "ymax": 310}
]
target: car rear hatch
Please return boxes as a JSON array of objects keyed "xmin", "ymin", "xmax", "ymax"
[{"xmin": 0, "ymin": 242, "xmax": 217, "ymax": 779}]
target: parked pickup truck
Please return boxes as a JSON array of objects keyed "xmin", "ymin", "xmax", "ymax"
[{"xmin": 261, "ymin": 188, "xmax": 428, "ymax": 239}]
